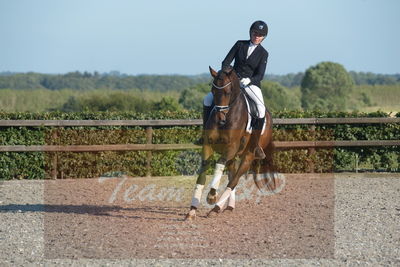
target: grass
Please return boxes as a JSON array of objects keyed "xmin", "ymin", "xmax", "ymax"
[
  {"xmin": 0, "ymin": 84, "xmax": 398, "ymax": 113},
  {"xmin": 349, "ymin": 85, "xmax": 400, "ymax": 113},
  {"xmin": 0, "ymin": 88, "xmax": 180, "ymax": 112}
]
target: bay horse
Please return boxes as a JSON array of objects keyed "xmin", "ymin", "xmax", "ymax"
[{"xmin": 185, "ymin": 66, "xmax": 275, "ymax": 220}]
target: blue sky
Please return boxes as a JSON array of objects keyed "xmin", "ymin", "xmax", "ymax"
[{"xmin": 0, "ymin": 0, "xmax": 399, "ymax": 75}]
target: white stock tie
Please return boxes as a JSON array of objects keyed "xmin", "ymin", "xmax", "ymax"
[{"xmin": 247, "ymin": 43, "xmax": 257, "ymax": 59}]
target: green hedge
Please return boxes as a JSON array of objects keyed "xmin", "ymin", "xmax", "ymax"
[{"xmin": 0, "ymin": 110, "xmax": 399, "ymax": 179}]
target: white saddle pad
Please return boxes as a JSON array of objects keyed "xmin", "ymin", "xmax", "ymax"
[{"xmin": 244, "ymin": 97, "xmax": 266, "ymax": 135}]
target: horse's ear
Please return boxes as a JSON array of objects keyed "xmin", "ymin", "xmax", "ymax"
[{"xmin": 209, "ymin": 66, "xmax": 218, "ymax": 78}]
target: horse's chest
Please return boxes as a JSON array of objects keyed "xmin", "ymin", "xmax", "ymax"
[{"xmin": 207, "ymin": 129, "xmax": 230, "ymax": 145}]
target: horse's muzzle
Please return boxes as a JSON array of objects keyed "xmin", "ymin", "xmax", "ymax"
[{"xmin": 216, "ymin": 110, "xmax": 228, "ymax": 126}]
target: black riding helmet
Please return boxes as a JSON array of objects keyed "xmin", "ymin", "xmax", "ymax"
[{"xmin": 250, "ymin": 20, "xmax": 268, "ymax": 37}]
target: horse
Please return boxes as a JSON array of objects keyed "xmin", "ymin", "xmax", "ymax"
[{"xmin": 185, "ymin": 66, "xmax": 275, "ymax": 220}]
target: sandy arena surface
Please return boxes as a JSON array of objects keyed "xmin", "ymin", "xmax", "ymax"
[{"xmin": 0, "ymin": 173, "xmax": 399, "ymax": 266}]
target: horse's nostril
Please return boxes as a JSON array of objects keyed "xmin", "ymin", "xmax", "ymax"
[{"xmin": 219, "ymin": 120, "xmax": 226, "ymax": 126}]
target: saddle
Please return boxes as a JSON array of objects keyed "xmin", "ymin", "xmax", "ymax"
[
  {"xmin": 242, "ymin": 90, "xmax": 263, "ymax": 133},
  {"xmin": 243, "ymin": 91, "xmax": 259, "ymax": 120}
]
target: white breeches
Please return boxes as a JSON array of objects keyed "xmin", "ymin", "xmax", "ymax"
[
  {"xmin": 203, "ymin": 92, "xmax": 214, "ymax": 106},
  {"xmin": 203, "ymin": 85, "xmax": 265, "ymax": 118}
]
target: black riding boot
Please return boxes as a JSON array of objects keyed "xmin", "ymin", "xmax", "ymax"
[
  {"xmin": 251, "ymin": 117, "xmax": 266, "ymax": 159},
  {"xmin": 194, "ymin": 105, "xmax": 213, "ymax": 145}
]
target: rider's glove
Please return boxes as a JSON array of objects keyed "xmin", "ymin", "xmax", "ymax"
[{"xmin": 240, "ymin": 78, "xmax": 251, "ymax": 88}]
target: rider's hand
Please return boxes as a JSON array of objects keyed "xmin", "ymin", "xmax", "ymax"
[{"xmin": 240, "ymin": 78, "xmax": 251, "ymax": 87}]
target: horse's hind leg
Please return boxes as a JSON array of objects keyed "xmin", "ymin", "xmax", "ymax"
[
  {"xmin": 226, "ymin": 188, "xmax": 236, "ymax": 211},
  {"xmin": 225, "ymin": 160, "xmax": 237, "ymax": 211},
  {"xmin": 210, "ymin": 153, "xmax": 254, "ymax": 212}
]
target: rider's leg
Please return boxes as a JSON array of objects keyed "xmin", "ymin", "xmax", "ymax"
[
  {"xmin": 244, "ymin": 85, "xmax": 266, "ymax": 159},
  {"xmin": 251, "ymin": 117, "xmax": 266, "ymax": 159},
  {"xmin": 244, "ymin": 85, "xmax": 266, "ymax": 118},
  {"xmin": 203, "ymin": 92, "xmax": 214, "ymax": 125},
  {"xmin": 195, "ymin": 93, "xmax": 213, "ymax": 145}
]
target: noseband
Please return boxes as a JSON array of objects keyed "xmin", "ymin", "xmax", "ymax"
[{"xmin": 211, "ymin": 75, "xmax": 243, "ymax": 126}]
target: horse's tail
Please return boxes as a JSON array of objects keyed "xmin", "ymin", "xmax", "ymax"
[{"xmin": 252, "ymin": 141, "xmax": 277, "ymax": 191}]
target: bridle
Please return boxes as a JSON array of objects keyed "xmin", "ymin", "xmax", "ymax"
[
  {"xmin": 212, "ymin": 82, "xmax": 231, "ymax": 113},
  {"xmin": 212, "ymin": 79, "xmax": 232, "ymax": 114},
  {"xmin": 212, "ymin": 81, "xmax": 232, "ymax": 90},
  {"xmin": 211, "ymin": 75, "xmax": 241, "ymax": 122}
]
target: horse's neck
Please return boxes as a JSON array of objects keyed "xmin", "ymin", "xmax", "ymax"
[
  {"xmin": 229, "ymin": 85, "xmax": 243, "ymax": 107},
  {"xmin": 227, "ymin": 91, "xmax": 246, "ymax": 120}
]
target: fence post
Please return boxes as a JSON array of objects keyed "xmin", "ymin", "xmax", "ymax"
[
  {"xmin": 51, "ymin": 130, "xmax": 58, "ymax": 179},
  {"xmin": 354, "ymin": 153, "xmax": 359, "ymax": 173},
  {"xmin": 307, "ymin": 124, "xmax": 316, "ymax": 173},
  {"xmin": 146, "ymin": 127, "xmax": 153, "ymax": 177}
]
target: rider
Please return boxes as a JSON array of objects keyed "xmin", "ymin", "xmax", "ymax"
[{"xmin": 202, "ymin": 20, "xmax": 269, "ymax": 159}]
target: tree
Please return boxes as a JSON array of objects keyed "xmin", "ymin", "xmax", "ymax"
[
  {"xmin": 60, "ymin": 92, "xmax": 152, "ymax": 112},
  {"xmin": 153, "ymin": 97, "xmax": 182, "ymax": 112},
  {"xmin": 301, "ymin": 62, "xmax": 354, "ymax": 111},
  {"xmin": 60, "ymin": 96, "xmax": 81, "ymax": 112},
  {"xmin": 261, "ymin": 81, "xmax": 301, "ymax": 111},
  {"xmin": 266, "ymin": 72, "xmax": 304, "ymax": 87},
  {"xmin": 179, "ymin": 83, "xmax": 210, "ymax": 112}
]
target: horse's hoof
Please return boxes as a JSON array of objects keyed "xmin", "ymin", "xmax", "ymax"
[
  {"xmin": 224, "ymin": 206, "xmax": 234, "ymax": 212},
  {"xmin": 184, "ymin": 209, "xmax": 196, "ymax": 221},
  {"xmin": 207, "ymin": 206, "xmax": 221, "ymax": 218},
  {"xmin": 206, "ymin": 190, "xmax": 218, "ymax": 205}
]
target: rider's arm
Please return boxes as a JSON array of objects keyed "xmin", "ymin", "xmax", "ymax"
[
  {"xmin": 221, "ymin": 41, "xmax": 240, "ymax": 70},
  {"xmin": 250, "ymin": 51, "xmax": 268, "ymax": 86}
]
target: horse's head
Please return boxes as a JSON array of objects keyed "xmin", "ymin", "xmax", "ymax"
[{"xmin": 209, "ymin": 66, "xmax": 240, "ymax": 126}]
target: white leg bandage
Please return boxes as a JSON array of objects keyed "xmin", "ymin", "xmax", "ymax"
[
  {"xmin": 216, "ymin": 187, "xmax": 232, "ymax": 208},
  {"xmin": 227, "ymin": 188, "xmax": 236, "ymax": 209},
  {"xmin": 210, "ymin": 163, "xmax": 225, "ymax": 190},
  {"xmin": 190, "ymin": 184, "xmax": 204, "ymax": 208}
]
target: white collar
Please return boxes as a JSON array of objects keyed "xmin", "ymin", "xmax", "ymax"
[{"xmin": 249, "ymin": 41, "xmax": 258, "ymax": 47}]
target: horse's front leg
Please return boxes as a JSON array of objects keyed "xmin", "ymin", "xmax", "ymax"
[
  {"xmin": 206, "ymin": 155, "xmax": 239, "ymax": 205},
  {"xmin": 185, "ymin": 145, "xmax": 214, "ymax": 221},
  {"xmin": 209, "ymin": 159, "xmax": 237, "ymax": 212},
  {"xmin": 211, "ymin": 153, "xmax": 254, "ymax": 213},
  {"xmin": 206, "ymin": 158, "xmax": 227, "ymax": 205}
]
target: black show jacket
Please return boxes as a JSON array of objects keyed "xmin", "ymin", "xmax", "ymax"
[{"xmin": 221, "ymin": 40, "xmax": 268, "ymax": 87}]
